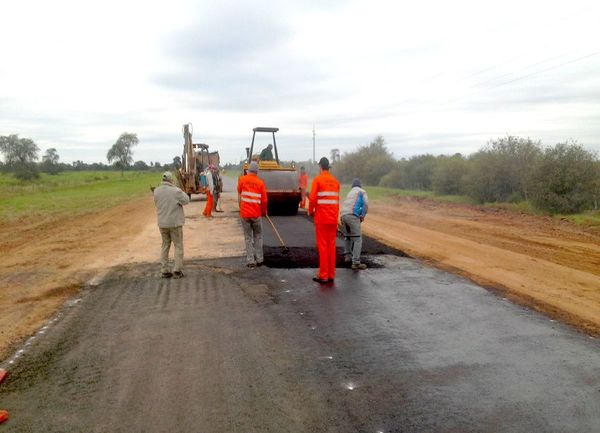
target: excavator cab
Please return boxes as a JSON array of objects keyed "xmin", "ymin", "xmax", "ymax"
[{"xmin": 243, "ymin": 127, "xmax": 301, "ymax": 215}]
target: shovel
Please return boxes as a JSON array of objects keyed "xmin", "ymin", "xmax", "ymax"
[{"xmin": 265, "ymin": 215, "xmax": 289, "ymax": 254}]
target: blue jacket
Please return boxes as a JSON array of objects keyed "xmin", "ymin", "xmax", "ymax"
[{"xmin": 341, "ymin": 186, "xmax": 368, "ymax": 218}]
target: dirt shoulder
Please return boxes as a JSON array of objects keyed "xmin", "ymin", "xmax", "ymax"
[
  {"xmin": 0, "ymin": 189, "xmax": 244, "ymax": 358},
  {"xmin": 363, "ymin": 196, "xmax": 600, "ymax": 334}
]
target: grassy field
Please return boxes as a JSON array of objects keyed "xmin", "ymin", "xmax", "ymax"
[{"xmin": 0, "ymin": 171, "xmax": 163, "ymax": 222}]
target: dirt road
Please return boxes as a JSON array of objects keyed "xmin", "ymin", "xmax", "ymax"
[
  {"xmin": 0, "ymin": 186, "xmax": 243, "ymax": 359},
  {"xmin": 363, "ymin": 197, "xmax": 600, "ymax": 334}
]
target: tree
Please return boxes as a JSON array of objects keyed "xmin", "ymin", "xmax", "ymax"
[
  {"xmin": 42, "ymin": 147, "xmax": 61, "ymax": 175},
  {"xmin": 72, "ymin": 160, "xmax": 86, "ymax": 171},
  {"xmin": 107, "ymin": 132, "xmax": 138, "ymax": 174},
  {"xmin": 465, "ymin": 136, "xmax": 542, "ymax": 203},
  {"xmin": 432, "ymin": 154, "xmax": 469, "ymax": 195},
  {"xmin": 529, "ymin": 141, "xmax": 598, "ymax": 214},
  {"xmin": 133, "ymin": 160, "xmax": 149, "ymax": 170},
  {"xmin": 403, "ymin": 154, "xmax": 437, "ymax": 190},
  {"xmin": 332, "ymin": 136, "xmax": 396, "ymax": 185},
  {"xmin": 330, "ymin": 149, "xmax": 340, "ymax": 164},
  {"xmin": 173, "ymin": 156, "xmax": 182, "ymax": 169},
  {"xmin": 0, "ymin": 134, "xmax": 40, "ymax": 180}
]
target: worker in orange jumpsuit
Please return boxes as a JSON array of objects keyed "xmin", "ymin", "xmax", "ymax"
[
  {"xmin": 308, "ymin": 157, "xmax": 340, "ymax": 284},
  {"xmin": 237, "ymin": 161, "xmax": 268, "ymax": 267},
  {"xmin": 299, "ymin": 166, "xmax": 309, "ymax": 209},
  {"xmin": 202, "ymin": 165, "xmax": 215, "ymax": 218}
]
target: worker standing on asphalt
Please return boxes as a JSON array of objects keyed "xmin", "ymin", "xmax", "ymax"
[
  {"xmin": 238, "ymin": 161, "xmax": 268, "ymax": 267},
  {"xmin": 341, "ymin": 178, "xmax": 369, "ymax": 270},
  {"xmin": 308, "ymin": 157, "xmax": 340, "ymax": 284},
  {"xmin": 299, "ymin": 166, "xmax": 309, "ymax": 209},
  {"xmin": 202, "ymin": 165, "xmax": 215, "ymax": 218},
  {"xmin": 153, "ymin": 171, "xmax": 190, "ymax": 278}
]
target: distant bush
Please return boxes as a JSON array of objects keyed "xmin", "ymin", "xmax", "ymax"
[
  {"xmin": 529, "ymin": 142, "xmax": 598, "ymax": 214},
  {"xmin": 432, "ymin": 154, "xmax": 468, "ymax": 195},
  {"xmin": 332, "ymin": 136, "xmax": 396, "ymax": 185},
  {"xmin": 465, "ymin": 136, "xmax": 541, "ymax": 203},
  {"xmin": 379, "ymin": 167, "xmax": 405, "ymax": 188}
]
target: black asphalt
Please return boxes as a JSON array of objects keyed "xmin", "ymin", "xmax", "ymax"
[{"xmin": 1, "ymin": 190, "xmax": 599, "ymax": 432}]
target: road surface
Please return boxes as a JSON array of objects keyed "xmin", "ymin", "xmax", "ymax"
[
  {"xmin": 2, "ymin": 256, "xmax": 599, "ymax": 432},
  {"xmin": 1, "ymin": 181, "xmax": 599, "ymax": 432}
]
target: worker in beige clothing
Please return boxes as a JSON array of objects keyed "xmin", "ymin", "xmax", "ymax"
[{"xmin": 153, "ymin": 171, "xmax": 190, "ymax": 278}]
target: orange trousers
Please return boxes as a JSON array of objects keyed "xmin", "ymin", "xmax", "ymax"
[
  {"xmin": 315, "ymin": 223, "xmax": 337, "ymax": 280},
  {"xmin": 203, "ymin": 192, "xmax": 213, "ymax": 217},
  {"xmin": 300, "ymin": 188, "xmax": 307, "ymax": 208}
]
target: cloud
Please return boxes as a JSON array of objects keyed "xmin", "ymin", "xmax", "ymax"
[{"xmin": 154, "ymin": 3, "xmax": 346, "ymax": 110}]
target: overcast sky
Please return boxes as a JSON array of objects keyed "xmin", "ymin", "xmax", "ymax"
[{"xmin": 1, "ymin": 0, "xmax": 599, "ymax": 164}]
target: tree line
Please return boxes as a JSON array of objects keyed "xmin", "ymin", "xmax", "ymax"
[
  {"xmin": 0, "ymin": 133, "xmax": 179, "ymax": 179},
  {"xmin": 332, "ymin": 136, "xmax": 600, "ymax": 214}
]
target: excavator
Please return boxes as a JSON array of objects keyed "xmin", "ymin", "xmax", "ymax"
[
  {"xmin": 177, "ymin": 123, "xmax": 220, "ymax": 198},
  {"xmin": 242, "ymin": 127, "xmax": 301, "ymax": 215}
]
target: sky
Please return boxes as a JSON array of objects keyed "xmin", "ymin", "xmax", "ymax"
[{"xmin": 1, "ymin": 0, "xmax": 599, "ymax": 165}]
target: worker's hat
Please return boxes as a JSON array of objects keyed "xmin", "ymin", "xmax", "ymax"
[
  {"xmin": 248, "ymin": 161, "xmax": 259, "ymax": 173},
  {"xmin": 162, "ymin": 171, "xmax": 173, "ymax": 181}
]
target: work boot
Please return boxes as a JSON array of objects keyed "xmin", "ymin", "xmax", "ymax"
[
  {"xmin": 247, "ymin": 262, "xmax": 257, "ymax": 268},
  {"xmin": 344, "ymin": 254, "xmax": 352, "ymax": 263},
  {"xmin": 161, "ymin": 272, "xmax": 173, "ymax": 278},
  {"xmin": 351, "ymin": 263, "xmax": 367, "ymax": 270},
  {"xmin": 312, "ymin": 276, "xmax": 329, "ymax": 284},
  {"xmin": 172, "ymin": 271, "xmax": 184, "ymax": 279}
]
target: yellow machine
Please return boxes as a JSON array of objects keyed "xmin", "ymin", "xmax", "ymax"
[
  {"xmin": 242, "ymin": 127, "xmax": 301, "ymax": 215},
  {"xmin": 178, "ymin": 123, "xmax": 220, "ymax": 197}
]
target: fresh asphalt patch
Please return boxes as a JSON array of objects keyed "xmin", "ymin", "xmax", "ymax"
[{"xmin": 263, "ymin": 212, "xmax": 406, "ymax": 269}]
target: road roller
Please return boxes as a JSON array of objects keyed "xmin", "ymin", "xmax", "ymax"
[{"xmin": 242, "ymin": 127, "xmax": 301, "ymax": 215}]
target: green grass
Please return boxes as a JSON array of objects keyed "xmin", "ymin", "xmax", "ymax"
[
  {"xmin": 0, "ymin": 171, "xmax": 163, "ymax": 221},
  {"xmin": 340, "ymin": 184, "xmax": 472, "ymax": 203},
  {"xmin": 560, "ymin": 210, "xmax": 600, "ymax": 227}
]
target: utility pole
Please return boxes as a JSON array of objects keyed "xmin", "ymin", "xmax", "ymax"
[{"xmin": 312, "ymin": 125, "xmax": 316, "ymax": 163}]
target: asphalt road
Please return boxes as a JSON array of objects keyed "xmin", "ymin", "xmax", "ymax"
[{"xmin": 1, "ymin": 202, "xmax": 600, "ymax": 432}]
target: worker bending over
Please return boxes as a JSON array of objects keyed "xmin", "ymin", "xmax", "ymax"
[
  {"xmin": 309, "ymin": 157, "xmax": 340, "ymax": 284},
  {"xmin": 238, "ymin": 161, "xmax": 268, "ymax": 267},
  {"xmin": 153, "ymin": 171, "xmax": 190, "ymax": 278},
  {"xmin": 341, "ymin": 178, "xmax": 369, "ymax": 270}
]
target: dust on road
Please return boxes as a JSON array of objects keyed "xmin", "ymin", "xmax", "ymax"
[{"xmin": 363, "ymin": 196, "xmax": 600, "ymax": 334}]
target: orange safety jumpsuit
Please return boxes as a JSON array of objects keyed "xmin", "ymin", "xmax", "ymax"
[
  {"xmin": 308, "ymin": 170, "xmax": 340, "ymax": 281},
  {"xmin": 299, "ymin": 172, "xmax": 309, "ymax": 208},
  {"xmin": 203, "ymin": 191, "xmax": 213, "ymax": 217},
  {"xmin": 237, "ymin": 172, "xmax": 268, "ymax": 218}
]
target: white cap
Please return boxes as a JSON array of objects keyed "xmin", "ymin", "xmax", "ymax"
[{"xmin": 162, "ymin": 171, "xmax": 173, "ymax": 181}]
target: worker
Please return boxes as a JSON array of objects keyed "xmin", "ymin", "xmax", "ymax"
[
  {"xmin": 308, "ymin": 157, "xmax": 340, "ymax": 284},
  {"xmin": 340, "ymin": 178, "xmax": 369, "ymax": 270},
  {"xmin": 153, "ymin": 171, "xmax": 190, "ymax": 278},
  {"xmin": 211, "ymin": 165, "xmax": 223, "ymax": 213},
  {"xmin": 237, "ymin": 161, "xmax": 268, "ymax": 267},
  {"xmin": 259, "ymin": 144, "xmax": 274, "ymax": 161},
  {"xmin": 202, "ymin": 165, "xmax": 215, "ymax": 218},
  {"xmin": 299, "ymin": 166, "xmax": 309, "ymax": 209}
]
